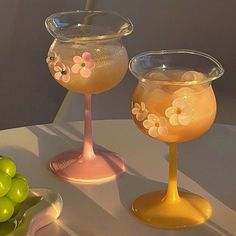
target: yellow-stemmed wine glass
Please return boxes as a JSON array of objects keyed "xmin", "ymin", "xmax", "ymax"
[{"xmin": 129, "ymin": 50, "xmax": 224, "ymax": 228}]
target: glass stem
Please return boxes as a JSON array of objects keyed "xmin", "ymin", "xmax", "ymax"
[
  {"xmin": 165, "ymin": 142, "xmax": 180, "ymax": 203},
  {"xmin": 81, "ymin": 94, "xmax": 95, "ymax": 160}
]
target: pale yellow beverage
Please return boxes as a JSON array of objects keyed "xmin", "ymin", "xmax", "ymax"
[
  {"xmin": 47, "ymin": 40, "xmax": 128, "ymax": 94},
  {"xmin": 131, "ymin": 69, "xmax": 216, "ymax": 143}
]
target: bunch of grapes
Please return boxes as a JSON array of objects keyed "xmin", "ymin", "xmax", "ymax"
[{"xmin": 0, "ymin": 156, "xmax": 29, "ymax": 222}]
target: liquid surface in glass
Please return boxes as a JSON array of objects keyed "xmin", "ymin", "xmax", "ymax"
[{"xmin": 131, "ymin": 69, "xmax": 216, "ymax": 143}]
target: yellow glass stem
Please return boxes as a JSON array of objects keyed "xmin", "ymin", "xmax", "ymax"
[
  {"xmin": 131, "ymin": 141, "xmax": 213, "ymax": 228},
  {"xmin": 164, "ymin": 143, "xmax": 180, "ymax": 203}
]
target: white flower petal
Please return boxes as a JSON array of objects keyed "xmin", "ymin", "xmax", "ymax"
[
  {"xmin": 48, "ymin": 61, "xmax": 55, "ymax": 68},
  {"xmin": 141, "ymin": 102, "xmax": 146, "ymax": 110},
  {"xmin": 131, "ymin": 107, "xmax": 139, "ymax": 115},
  {"xmin": 165, "ymin": 107, "xmax": 176, "ymax": 118},
  {"xmin": 136, "ymin": 112, "xmax": 148, "ymax": 121},
  {"xmin": 80, "ymin": 67, "xmax": 92, "ymax": 78},
  {"xmin": 54, "ymin": 65, "xmax": 61, "ymax": 72},
  {"xmin": 178, "ymin": 114, "xmax": 191, "ymax": 126},
  {"xmin": 148, "ymin": 127, "xmax": 159, "ymax": 137},
  {"xmin": 143, "ymin": 119, "xmax": 155, "ymax": 129},
  {"xmin": 148, "ymin": 114, "xmax": 160, "ymax": 123},
  {"xmin": 73, "ymin": 56, "xmax": 83, "ymax": 64},
  {"xmin": 54, "ymin": 72, "xmax": 61, "ymax": 81},
  {"xmin": 158, "ymin": 126, "xmax": 168, "ymax": 136},
  {"xmin": 169, "ymin": 114, "xmax": 179, "ymax": 126},
  {"xmin": 134, "ymin": 103, "xmax": 141, "ymax": 109},
  {"xmin": 159, "ymin": 117, "xmax": 168, "ymax": 126},
  {"xmin": 82, "ymin": 52, "xmax": 92, "ymax": 61},
  {"xmin": 143, "ymin": 110, "xmax": 149, "ymax": 117},
  {"xmin": 173, "ymin": 97, "xmax": 186, "ymax": 110},
  {"xmin": 181, "ymin": 105, "xmax": 192, "ymax": 116},
  {"xmin": 71, "ymin": 64, "xmax": 81, "ymax": 73},
  {"xmin": 62, "ymin": 74, "xmax": 70, "ymax": 83}
]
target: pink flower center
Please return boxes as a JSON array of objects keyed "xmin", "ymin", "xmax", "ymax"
[
  {"xmin": 50, "ymin": 56, "xmax": 55, "ymax": 61},
  {"xmin": 81, "ymin": 62, "xmax": 86, "ymax": 67}
]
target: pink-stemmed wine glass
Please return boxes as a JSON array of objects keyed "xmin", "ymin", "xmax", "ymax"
[{"xmin": 45, "ymin": 10, "xmax": 133, "ymax": 183}]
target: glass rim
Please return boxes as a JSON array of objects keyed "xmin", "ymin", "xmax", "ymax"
[
  {"xmin": 129, "ymin": 49, "xmax": 224, "ymax": 86},
  {"xmin": 45, "ymin": 10, "xmax": 134, "ymax": 42}
]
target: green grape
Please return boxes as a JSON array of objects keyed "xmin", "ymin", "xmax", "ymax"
[
  {"xmin": 0, "ymin": 156, "xmax": 11, "ymax": 160},
  {"xmin": 0, "ymin": 158, "xmax": 16, "ymax": 177},
  {"xmin": 0, "ymin": 170, "xmax": 11, "ymax": 197},
  {"xmin": 0, "ymin": 197, "xmax": 14, "ymax": 222},
  {"xmin": 6, "ymin": 178, "xmax": 29, "ymax": 203},
  {"xmin": 14, "ymin": 173, "xmax": 27, "ymax": 182}
]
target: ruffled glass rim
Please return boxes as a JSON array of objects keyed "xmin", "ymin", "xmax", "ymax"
[
  {"xmin": 45, "ymin": 10, "xmax": 133, "ymax": 42},
  {"xmin": 129, "ymin": 49, "xmax": 224, "ymax": 86}
]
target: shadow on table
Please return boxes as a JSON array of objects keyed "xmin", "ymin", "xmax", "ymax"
[
  {"xmin": 22, "ymin": 122, "xmax": 236, "ymax": 235},
  {"xmin": 177, "ymin": 125, "xmax": 236, "ymax": 210},
  {"xmin": 116, "ymin": 166, "xmax": 166, "ymax": 208},
  {"xmin": 0, "ymin": 145, "xmax": 129, "ymax": 236},
  {"xmin": 159, "ymin": 125, "xmax": 236, "ymax": 236},
  {"xmin": 114, "ymin": 165, "xmax": 231, "ymax": 236},
  {"xmin": 28, "ymin": 123, "xmax": 132, "ymax": 179},
  {"xmin": 27, "ymin": 123, "xmax": 108, "ymax": 162},
  {"xmin": 33, "ymin": 122, "xmax": 235, "ymax": 236}
]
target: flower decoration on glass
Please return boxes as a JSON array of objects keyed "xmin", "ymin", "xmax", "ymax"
[{"xmin": 71, "ymin": 52, "xmax": 95, "ymax": 78}]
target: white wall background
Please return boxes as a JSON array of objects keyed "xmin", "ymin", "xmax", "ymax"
[{"xmin": 0, "ymin": 0, "xmax": 235, "ymax": 129}]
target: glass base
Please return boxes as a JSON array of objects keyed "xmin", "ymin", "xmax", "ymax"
[
  {"xmin": 49, "ymin": 149, "xmax": 125, "ymax": 184},
  {"xmin": 131, "ymin": 191, "xmax": 212, "ymax": 229}
]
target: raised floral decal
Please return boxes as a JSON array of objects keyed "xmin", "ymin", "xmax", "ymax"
[
  {"xmin": 165, "ymin": 97, "xmax": 192, "ymax": 126},
  {"xmin": 46, "ymin": 51, "xmax": 59, "ymax": 68},
  {"xmin": 143, "ymin": 114, "xmax": 168, "ymax": 137},
  {"xmin": 132, "ymin": 102, "xmax": 149, "ymax": 121},
  {"xmin": 54, "ymin": 63, "xmax": 71, "ymax": 83},
  {"xmin": 72, "ymin": 52, "xmax": 95, "ymax": 78}
]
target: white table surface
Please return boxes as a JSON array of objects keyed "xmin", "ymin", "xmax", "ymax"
[{"xmin": 0, "ymin": 120, "xmax": 235, "ymax": 236}]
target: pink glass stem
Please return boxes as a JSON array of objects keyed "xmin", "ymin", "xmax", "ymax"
[
  {"xmin": 81, "ymin": 94, "xmax": 95, "ymax": 160},
  {"xmin": 49, "ymin": 93, "xmax": 125, "ymax": 183}
]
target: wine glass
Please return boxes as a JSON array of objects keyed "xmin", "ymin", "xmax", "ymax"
[
  {"xmin": 129, "ymin": 50, "xmax": 224, "ymax": 228},
  {"xmin": 45, "ymin": 11, "xmax": 133, "ymax": 183}
]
